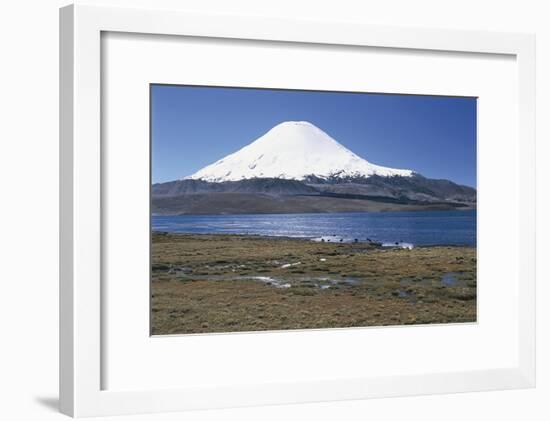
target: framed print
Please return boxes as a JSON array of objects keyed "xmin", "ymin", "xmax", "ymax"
[
  {"xmin": 59, "ymin": 3, "xmax": 536, "ymax": 417},
  {"xmin": 150, "ymin": 86, "xmax": 478, "ymax": 335}
]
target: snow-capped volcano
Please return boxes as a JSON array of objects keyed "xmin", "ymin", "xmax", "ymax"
[{"xmin": 185, "ymin": 121, "xmax": 414, "ymax": 182}]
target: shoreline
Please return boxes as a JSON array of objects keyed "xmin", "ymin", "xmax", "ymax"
[{"xmin": 152, "ymin": 230, "xmax": 476, "ymax": 249}]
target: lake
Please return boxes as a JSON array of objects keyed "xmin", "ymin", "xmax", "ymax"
[{"xmin": 152, "ymin": 209, "xmax": 476, "ymax": 247}]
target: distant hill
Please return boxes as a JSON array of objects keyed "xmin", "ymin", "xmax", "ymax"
[{"xmin": 152, "ymin": 176, "xmax": 475, "ymax": 215}]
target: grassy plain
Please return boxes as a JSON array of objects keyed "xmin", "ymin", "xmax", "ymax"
[{"xmin": 151, "ymin": 233, "xmax": 476, "ymax": 335}]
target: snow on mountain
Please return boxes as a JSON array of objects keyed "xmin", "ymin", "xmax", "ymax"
[{"xmin": 185, "ymin": 121, "xmax": 414, "ymax": 182}]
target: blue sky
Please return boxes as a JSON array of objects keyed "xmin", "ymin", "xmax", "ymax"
[{"xmin": 151, "ymin": 85, "xmax": 477, "ymax": 187}]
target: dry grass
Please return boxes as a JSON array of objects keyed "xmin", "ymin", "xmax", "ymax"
[{"xmin": 151, "ymin": 233, "xmax": 476, "ymax": 334}]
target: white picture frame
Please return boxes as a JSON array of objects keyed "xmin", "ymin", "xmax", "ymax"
[{"xmin": 59, "ymin": 3, "xmax": 536, "ymax": 417}]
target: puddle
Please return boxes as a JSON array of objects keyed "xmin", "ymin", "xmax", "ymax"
[
  {"xmin": 280, "ymin": 262, "xmax": 301, "ymax": 269},
  {"xmin": 172, "ymin": 268, "xmax": 192, "ymax": 277},
  {"xmin": 393, "ymin": 288, "xmax": 418, "ymax": 303},
  {"xmin": 317, "ymin": 277, "xmax": 359, "ymax": 287},
  {"xmin": 248, "ymin": 276, "xmax": 291, "ymax": 288},
  {"xmin": 441, "ymin": 272, "xmax": 460, "ymax": 286},
  {"xmin": 340, "ymin": 278, "xmax": 360, "ymax": 286},
  {"xmin": 168, "ymin": 270, "xmax": 362, "ymax": 290}
]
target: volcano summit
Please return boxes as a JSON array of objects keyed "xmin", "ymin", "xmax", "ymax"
[{"xmin": 186, "ymin": 121, "xmax": 413, "ymax": 182}]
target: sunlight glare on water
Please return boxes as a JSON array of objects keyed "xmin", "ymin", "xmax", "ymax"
[{"xmin": 152, "ymin": 210, "xmax": 476, "ymax": 247}]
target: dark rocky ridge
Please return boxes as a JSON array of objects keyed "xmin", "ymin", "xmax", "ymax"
[
  {"xmin": 152, "ymin": 175, "xmax": 476, "ymax": 215},
  {"xmin": 152, "ymin": 177, "xmax": 318, "ymax": 196}
]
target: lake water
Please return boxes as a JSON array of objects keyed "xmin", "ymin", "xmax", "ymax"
[{"xmin": 152, "ymin": 209, "xmax": 476, "ymax": 247}]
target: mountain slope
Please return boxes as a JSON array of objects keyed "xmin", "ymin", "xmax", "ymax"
[
  {"xmin": 152, "ymin": 121, "xmax": 476, "ymax": 215},
  {"xmin": 185, "ymin": 121, "xmax": 413, "ymax": 182},
  {"xmin": 152, "ymin": 191, "xmax": 469, "ymax": 216},
  {"xmin": 305, "ymin": 174, "xmax": 476, "ymax": 203},
  {"xmin": 152, "ymin": 176, "xmax": 475, "ymax": 215},
  {"xmin": 152, "ymin": 177, "xmax": 319, "ymax": 197}
]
